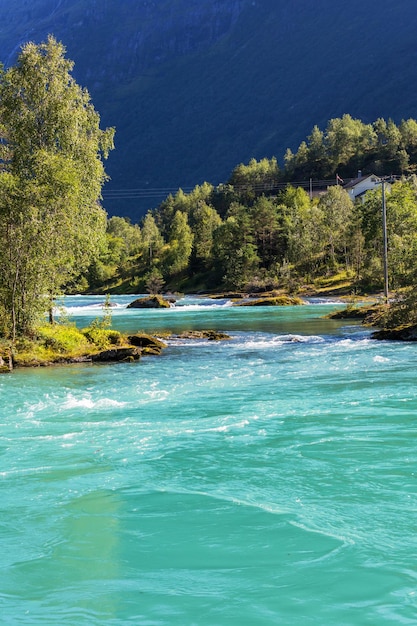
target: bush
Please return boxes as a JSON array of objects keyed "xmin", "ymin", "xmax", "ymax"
[
  {"xmin": 37, "ymin": 325, "xmax": 90, "ymax": 353},
  {"xmin": 82, "ymin": 327, "xmax": 123, "ymax": 349},
  {"xmin": 382, "ymin": 289, "xmax": 417, "ymax": 328}
]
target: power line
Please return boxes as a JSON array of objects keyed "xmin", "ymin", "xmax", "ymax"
[
  {"xmin": 101, "ymin": 178, "xmax": 355, "ymax": 201},
  {"xmin": 102, "ymin": 187, "xmax": 196, "ymax": 199},
  {"xmin": 103, "ymin": 176, "xmax": 403, "ymax": 201}
]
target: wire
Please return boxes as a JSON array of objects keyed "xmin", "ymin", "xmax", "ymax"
[
  {"xmin": 101, "ymin": 181, "xmax": 320, "ymax": 201},
  {"xmin": 102, "ymin": 176, "xmax": 401, "ymax": 201}
]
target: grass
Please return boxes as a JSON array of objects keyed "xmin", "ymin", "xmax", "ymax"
[
  {"xmin": 311, "ymin": 270, "xmax": 356, "ymax": 295},
  {"xmin": 2, "ymin": 323, "xmax": 127, "ymax": 367}
]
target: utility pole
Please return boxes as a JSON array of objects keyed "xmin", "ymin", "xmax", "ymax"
[{"xmin": 381, "ymin": 180, "xmax": 389, "ymax": 304}]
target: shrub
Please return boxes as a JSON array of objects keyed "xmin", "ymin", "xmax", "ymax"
[
  {"xmin": 37, "ymin": 325, "xmax": 90, "ymax": 353},
  {"xmin": 82, "ymin": 327, "xmax": 123, "ymax": 349}
]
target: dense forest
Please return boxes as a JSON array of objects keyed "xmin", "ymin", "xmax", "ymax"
[{"xmin": 80, "ymin": 113, "xmax": 417, "ymax": 330}]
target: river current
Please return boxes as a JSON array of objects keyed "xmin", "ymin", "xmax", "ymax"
[{"xmin": 1, "ymin": 295, "xmax": 417, "ymax": 625}]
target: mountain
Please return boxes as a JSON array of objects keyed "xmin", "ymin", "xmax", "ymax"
[{"xmin": 0, "ymin": 0, "xmax": 417, "ymax": 220}]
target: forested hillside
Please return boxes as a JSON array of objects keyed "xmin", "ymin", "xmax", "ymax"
[
  {"xmin": 0, "ymin": 0, "xmax": 417, "ymax": 219},
  {"xmin": 83, "ymin": 113, "xmax": 417, "ymax": 329}
]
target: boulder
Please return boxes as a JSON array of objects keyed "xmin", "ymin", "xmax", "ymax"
[
  {"xmin": 372, "ymin": 324, "xmax": 417, "ymax": 341},
  {"xmin": 127, "ymin": 333, "xmax": 167, "ymax": 355},
  {"xmin": 91, "ymin": 347, "xmax": 141, "ymax": 362},
  {"xmin": 127, "ymin": 295, "xmax": 171, "ymax": 309},
  {"xmin": 235, "ymin": 295, "xmax": 305, "ymax": 306},
  {"xmin": 174, "ymin": 330, "xmax": 231, "ymax": 341}
]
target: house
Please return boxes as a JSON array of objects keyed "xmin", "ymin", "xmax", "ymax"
[{"xmin": 343, "ymin": 172, "xmax": 388, "ymax": 202}]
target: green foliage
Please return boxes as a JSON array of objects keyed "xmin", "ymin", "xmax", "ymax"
[
  {"xmin": 228, "ymin": 157, "xmax": 280, "ymax": 203},
  {"xmin": 107, "ymin": 216, "xmax": 142, "ymax": 259},
  {"xmin": 249, "ymin": 196, "xmax": 281, "ymax": 269},
  {"xmin": 36, "ymin": 324, "xmax": 90, "ymax": 354},
  {"xmin": 283, "ymin": 115, "xmax": 417, "ymax": 181},
  {"xmin": 163, "ymin": 210, "xmax": 194, "ymax": 277},
  {"xmin": 145, "ymin": 268, "xmax": 165, "ymax": 295},
  {"xmin": 11, "ymin": 323, "xmax": 91, "ymax": 365},
  {"xmin": 86, "ymin": 170, "xmax": 417, "ymax": 303},
  {"xmin": 189, "ymin": 201, "xmax": 222, "ymax": 270},
  {"xmin": 101, "ymin": 294, "xmax": 113, "ymax": 328},
  {"xmin": 141, "ymin": 212, "xmax": 165, "ymax": 267},
  {"xmin": 212, "ymin": 203, "xmax": 260, "ymax": 289},
  {"xmin": 87, "ymin": 294, "xmax": 113, "ymax": 330},
  {"xmin": 9, "ymin": 322, "xmax": 125, "ymax": 365},
  {"xmin": 82, "ymin": 327, "xmax": 123, "ymax": 350},
  {"xmin": 359, "ymin": 180, "xmax": 417, "ymax": 290},
  {"xmin": 87, "ymin": 259, "xmax": 118, "ymax": 290},
  {"xmin": 382, "ymin": 289, "xmax": 417, "ymax": 328},
  {"xmin": 0, "ymin": 36, "xmax": 114, "ymax": 339},
  {"xmin": 318, "ymin": 186, "xmax": 354, "ymax": 267},
  {"xmin": 65, "ymin": 108, "xmax": 417, "ymax": 329}
]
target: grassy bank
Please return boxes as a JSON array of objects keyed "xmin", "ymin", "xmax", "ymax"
[{"xmin": 0, "ymin": 324, "xmax": 166, "ymax": 370}]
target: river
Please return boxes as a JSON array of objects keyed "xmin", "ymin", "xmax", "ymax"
[{"xmin": 1, "ymin": 295, "xmax": 417, "ymax": 625}]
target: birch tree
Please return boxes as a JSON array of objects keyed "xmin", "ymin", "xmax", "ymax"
[{"xmin": 0, "ymin": 36, "xmax": 114, "ymax": 339}]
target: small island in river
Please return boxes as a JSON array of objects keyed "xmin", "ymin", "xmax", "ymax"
[
  {"xmin": 0, "ymin": 318, "xmax": 233, "ymax": 372},
  {"xmin": 0, "ymin": 327, "xmax": 167, "ymax": 372}
]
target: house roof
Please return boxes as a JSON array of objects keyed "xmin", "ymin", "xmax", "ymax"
[{"xmin": 343, "ymin": 174, "xmax": 380, "ymax": 190}]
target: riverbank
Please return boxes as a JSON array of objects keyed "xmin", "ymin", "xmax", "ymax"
[
  {"xmin": 0, "ymin": 322, "xmax": 234, "ymax": 372},
  {"xmin": 0, "ymin": 287, "xmax": 401, "ymax": 372},
  {"xmin": 0, "ymin": 325, "xmax": 167, "ymax": 372}
]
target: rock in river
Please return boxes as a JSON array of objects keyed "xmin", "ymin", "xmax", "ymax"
[{"xmin": 127, "ymin": 295, "xmax": 172, "ymax": 309}]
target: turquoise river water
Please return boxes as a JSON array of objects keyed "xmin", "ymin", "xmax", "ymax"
[{"xmin": 1, "ymin": 295, "xmax": 417, "ymax": 625}]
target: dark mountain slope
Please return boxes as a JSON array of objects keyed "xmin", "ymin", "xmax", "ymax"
[{"xmin": 0, "ymin": 0, "xmax": 416, "ymax": 219}]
